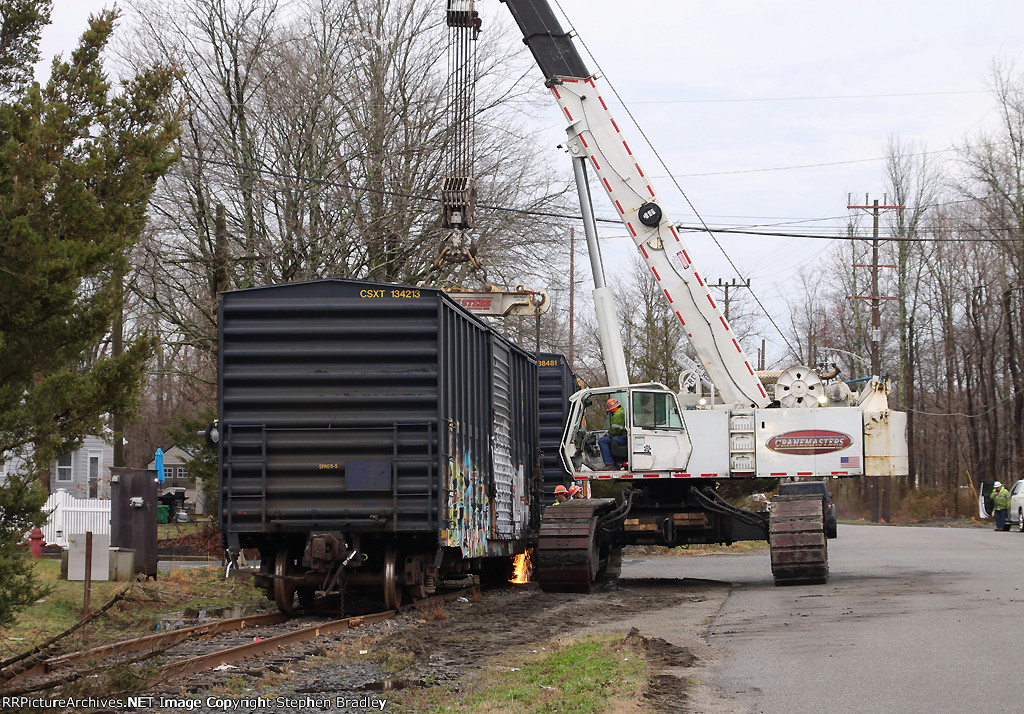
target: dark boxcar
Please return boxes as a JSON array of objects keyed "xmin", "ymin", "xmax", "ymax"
[
  {"xmin": 537, "ymin": 353, "xmax": 584, "ymax": 504},
  {"xmin": 219, "ymin": 279, "xmax": 540, "ymax": 610}
]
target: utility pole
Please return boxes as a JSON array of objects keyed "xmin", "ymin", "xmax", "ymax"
[
  {"xmin": 847, "ymin": 194, "xmax": 903, "ymax": 524},
  {"xmin": 707, "ymin": 278, "xmax": 751, "ymax": 322},
  {"xmin": 846, "ymin": 195, "xmax": 901, "ymax": 377}
]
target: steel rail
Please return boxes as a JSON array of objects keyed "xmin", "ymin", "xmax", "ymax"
[
  {"xmin": 7, "ymin": 584, "xmax": 483, "ymax": 693},
  {"xmin": 152, "ymin": 584, "xmax": 482, "ymax": 685},
  {"xmin": 10, "ymin": 611, "xmax": 290, "ymax": 682}
]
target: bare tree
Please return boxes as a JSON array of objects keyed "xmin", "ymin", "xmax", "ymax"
[
  {"xmin": 957, "ymin": 58, "xmax": 1024, "ymax": 476},
  {"xmin": 115, "ymin": 0, "xmax": 574, "ymax": 462},
  {"xmin": 882, "ymin": 134, "xmax": 942, "ymax": 485}
]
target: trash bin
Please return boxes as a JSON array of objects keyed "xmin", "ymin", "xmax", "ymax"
[{"xmin": 157, "ymin": 504, "xmax": 169, "ymax": 524}]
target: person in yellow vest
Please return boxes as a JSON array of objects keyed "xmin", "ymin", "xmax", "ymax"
[
  {"xmin": 599, "ymin": 398, "xmax": 627, "ymax": 470},
  {"xmin": 992, "ymin": 481, "xmax": 1011, "ymax": 531}
]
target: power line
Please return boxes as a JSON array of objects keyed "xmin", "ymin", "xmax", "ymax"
[
  {"xmin": 907, "ymin": 389, "xmax": 1023, "ymax": 418},
  {"xmin": 674, "ymin": 226, "xmax": 1024, "ymax": 242},
  {"xmin": 179, "ymin": 153, "xmax": 576, "ymax": 222},
  {"xmin": 629, "ymin": 89, "xmax": 990, "ymax": 105},
  {"xmin": 661, "ymin": 148, "xmax": 958, "ymax": 178},
  {"xmin": 182, "ymin": 153, "xmax": 1024, "ymax": 243}
]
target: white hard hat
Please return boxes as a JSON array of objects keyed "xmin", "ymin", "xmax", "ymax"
[{"xmin": 994, "ymin": 481, "xmax": 1002, "ymax": 488}]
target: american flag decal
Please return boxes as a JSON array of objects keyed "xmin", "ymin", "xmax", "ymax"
[{"xmin": 840, "ymin": 456, "xmax": 860, "ymax": 468}]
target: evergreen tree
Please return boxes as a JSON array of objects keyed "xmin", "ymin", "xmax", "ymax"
[{"xmin": 0, "ymin": 2, "xmax": 179, "ymax": 627}]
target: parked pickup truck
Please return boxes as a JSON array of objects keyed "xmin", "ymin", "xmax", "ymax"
[{"xmin": 777, "ymin": 481, "xmax": 838, "ymax": 539}]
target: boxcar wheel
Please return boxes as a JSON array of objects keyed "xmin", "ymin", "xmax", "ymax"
[
  {"xmin": 274, "ymin": 549, "xmax": 298, "ymax": 614},
  {"xmin": 383, "ymin": 547, "xmax": 403, "ymax": 610}
]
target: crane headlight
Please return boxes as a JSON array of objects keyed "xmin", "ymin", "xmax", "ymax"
[{"xmin": 638, "ymin": 202, "xmax": 662, "ymax": 227}]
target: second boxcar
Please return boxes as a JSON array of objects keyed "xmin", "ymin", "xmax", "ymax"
[
  {"xmin": 537, "ymin": 352, "xmax": 585, "ymax": 504},
  {"xmin": 219, "ymin": 279, "xmax": 540, "ymax": 611}
]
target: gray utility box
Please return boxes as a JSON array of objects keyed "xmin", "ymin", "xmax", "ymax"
[
  {"xmin": 108, "ymin": 547, "xmax": 136, "ymax": 581},
  {"xmin": 66, "ymin": 532, "xmax": 110, "ymax": 581},
  {"xmin": 110, "ymin": 467, "xmax": 158, "ymax": 578}
]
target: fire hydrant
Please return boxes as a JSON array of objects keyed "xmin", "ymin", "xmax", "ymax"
[{"xmin": 28, "ymin": 527, "xmax": 45, "ymax": 559}]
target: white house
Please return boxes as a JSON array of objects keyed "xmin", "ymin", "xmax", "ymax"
[
  {"xmin": 0, "ymin": 447, "xmax": 31, "ymax": 488},
  {"xmin": 1, "ymin": 438, "xmax": 113, "ymax": 499},
  {"xmin": 49, "ymin": 435, "xmax": 114, "ymax": 499}
]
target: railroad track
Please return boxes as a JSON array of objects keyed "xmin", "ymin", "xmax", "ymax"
[{"xmin": 3, "ymin": 585, "xmax": 481, "ymax": 696}]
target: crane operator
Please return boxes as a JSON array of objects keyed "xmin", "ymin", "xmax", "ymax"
[{"xmin": 599, "ymin": 398, "xmax": 626, "ymax": 470}]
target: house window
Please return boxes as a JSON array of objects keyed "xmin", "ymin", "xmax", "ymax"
[
  {"xmin": 164, "ymin": 467, "xmax": 173, "ymax": 483},
  {"xmin": 177, "ymin": 466, "xmax": 188, "ymax": 484},
  {"xmin": 88, "ymin": 452, "xmax": 101, "ymax": 498},
  {"xmin": 56, "ymin": 454, "xmax": 72, "ymax": 482}
]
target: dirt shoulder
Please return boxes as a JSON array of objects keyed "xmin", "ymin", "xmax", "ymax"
[
  {"xmin": 381, "ymin": 577, "xmax": 727, "ymax": 709},
  {"xmin": 164, "ymin": 574, "xmax": 737, "ymax": 713}
]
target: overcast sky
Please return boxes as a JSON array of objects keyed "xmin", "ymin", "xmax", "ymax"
[
  {"xmin": 38, "ymin": 1, "xmax": 1024, "ymax": 359},
  {"xmin": 540, "ymin": 0, "xmax": 1024, "ymax": 358}
]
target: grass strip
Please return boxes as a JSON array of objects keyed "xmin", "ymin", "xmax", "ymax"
[{"xmin": 403, "ymin": 633, "xmax": 648, "ymax": 713}]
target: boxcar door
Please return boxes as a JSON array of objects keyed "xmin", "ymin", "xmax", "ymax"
[{"xmin": 491, "ymin": 342, "xmax": 516, "ymax": 538}]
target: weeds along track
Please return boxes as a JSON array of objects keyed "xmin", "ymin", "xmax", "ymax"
[{"xmin": 1, "ymin": 585, "xmax": 481, "ymax": 697}]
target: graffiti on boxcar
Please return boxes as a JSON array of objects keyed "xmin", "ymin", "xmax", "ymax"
[{"xmin": 442, "ymin": 448, "xmax": 492, "ymax": 558}]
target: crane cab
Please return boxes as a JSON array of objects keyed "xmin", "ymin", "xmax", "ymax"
[{"xmin": 561, "ymin": 383, "xmax": 693, "ymax": 476}]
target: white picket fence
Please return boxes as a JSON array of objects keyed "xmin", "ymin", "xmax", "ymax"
[{"xmin": 41, "ymin": 489, "xmax": 111, "ymax": 548}]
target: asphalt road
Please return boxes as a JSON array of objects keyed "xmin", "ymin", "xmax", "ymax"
[{"xmin": 621, "ymin": 524, "xmax": 1022, "ymax": 713}]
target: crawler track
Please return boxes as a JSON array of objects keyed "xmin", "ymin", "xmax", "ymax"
[
  {"xmin": 534, "ymin": 498, "xmax": 617, "ymax": 593},
  {"xmin": 769, "ymin": 494, "xmax": 829, "ymax": 585}
]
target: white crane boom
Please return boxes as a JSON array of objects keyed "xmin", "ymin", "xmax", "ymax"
[{"xmin": 500, "ymin": 0, "xmax": 768, "ymax": 407}]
